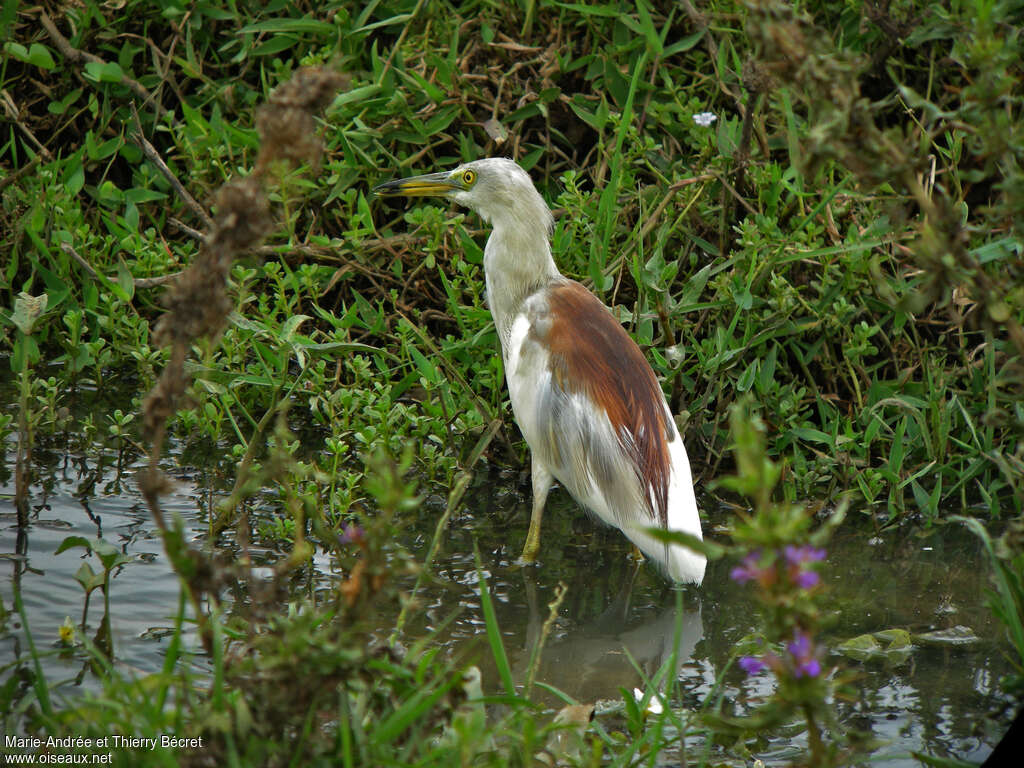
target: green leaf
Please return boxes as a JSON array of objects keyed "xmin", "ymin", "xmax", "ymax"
[
  {"xmin": 48, "ymin": 87, "xmax": 84, "ymax": 116},
  {"xmin": 28, "ymin": 43, "xmax": 56, "ymax": 69},
  {"xmin": 74, "ymin": 561, "xmax": 105, "ymax": 593},
  {"xmin": 372, "ymin": 668, "xmax": 462, "ymax": 745},
  {"xmin": 409, "ymin": 346, "xmax": 440, "ymax": 385},
  {"xmin": 125, "ymin": 187, "xmax": 168, "ymax": 204},
  {"xmin": 791, "ymin": 427, "xmax": 832, "ymax": 445},
  {"xmin": 93, "ymin": 136, "xmax": 122, "ymax": 160},
  {"xmin": 888, "ymin": 417, "xmax": 906, "ymax": 475},
  {"xmin": 2, "ymin": 41, "xmax": 27, "ymax": 61},
  {"xmin": 55, "ymin": 535, "xmax": 93, "ymax": 555},
  {"xmin": 280, "ymin": 314, "xmax": 310, "ymax": 342},
  {"xmin": 11, "ymin": 334, "xmax": 39, "ymax": 372},
  {"xmin": 569, "ymin": 95, "xmax": 608, "ymax": 131},
  {"xmin": 644, "ymin": 528, "xmax": 727, "ymax": 560},
  {"xmin": 11, "ymin": 292, "xmax": 48, "ymax": 335},
  {"xmin": 237, "ymin": 18, "xmax": 335, "ymax": 35},
  {"xmin": 632, "ymin": 0, "xmax": 662, "ymax": 55},
  {"xmin": 250, "ymin": 36, "xmax": 298, "ymax": 57},
  {"xmin": 680, "ymin": 263, "xmax": 712, "ymax": 305},
  {"xmin": 551, "ymin": 2, "xmax": 619, "ymax": 17},
  {"xmin": 65, "ymin": 161, "xmax": 85, "ymax": 196},
  {"xmin": 92, "ymin": 538, "xmax": 132, "ymax": 571},
  {"xmin": 83, "ymin": 60, "xmax": 126, "ymax": 83},
  {"xmin": 354, "ymin": 13, "xmax": 413, "ymax": 33},
  {"xmin": 664, "ymin": 30, "xmax": 704, "ymax": 57},
  {"xmin": 97, "ymin": 180, "xmax": 124, "ymax": 205},
  {"xmin": 333, "ymin": 84, "xmax": 381, "ymax": 108},
  {"xmin": 115, "ymin": 260, "xmax": 135, "ymax": 301},
  {"xmin": 736, "ymin": 359, "xmax": 758, "ymax": 392},
  {"xmin": 0, "ymin": 0, "xmax": 17, "ymax": 37},
  {"xmin": 475, "ymin": 547, "xmax": 515, "ymax": 697}
]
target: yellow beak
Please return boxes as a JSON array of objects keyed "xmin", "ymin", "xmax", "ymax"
[{"xmin": 373, "ymin": 170, "xmax": 461, "ymax": 197}]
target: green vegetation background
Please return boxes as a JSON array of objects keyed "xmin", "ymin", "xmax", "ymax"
[
  {"xmin": 2, "ymin": 0, "xmax": 1023, "ymax": 765},
  {"xmin": 3, "ymin": 0, "xmax": 1022, "ymax": 520}
]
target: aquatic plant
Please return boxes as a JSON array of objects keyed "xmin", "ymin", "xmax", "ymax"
[
  {"xmin": 711, "ymin": 398, "xmax": 847, "ymax": 765},
  {"xmin": 53, "ymin": 536, "xmax": 133, "ymax": 657},
  {"xmin": 6, "ymin": 292, "xmax": 48, "ymax": 524}
]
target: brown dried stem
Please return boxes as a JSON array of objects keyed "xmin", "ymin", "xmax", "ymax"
[
  {"xmin": 130, "ymin": 103, "xmax": 213, "ymax": 230},
  {"xmin": 61, "ymin": 242, "xmax": 182, "ymax": 290},
  {"xmin": 139, "ymin": 66, "xmax": 348, "ymax": 652}
]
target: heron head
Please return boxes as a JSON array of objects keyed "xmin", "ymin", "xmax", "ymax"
[{"xmin": 374, "ymin": 157, "xmax": 552, "ymax": 233}]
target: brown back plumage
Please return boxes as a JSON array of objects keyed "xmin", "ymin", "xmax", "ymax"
[{"xmin": 540, "ymin": 281, "xmax": 674, "ymax": 527}]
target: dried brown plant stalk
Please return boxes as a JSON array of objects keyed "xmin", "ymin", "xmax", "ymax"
[{"xmin": 138, "ymin": 66, "xmax": 348, "ymax": 650}]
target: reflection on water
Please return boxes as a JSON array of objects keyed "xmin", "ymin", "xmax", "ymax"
[
  {"xmin": 516, "ymin": 593, "xmax": 704, "ymax": 704},
  {"xmin": 1, "ymin": 416, "xmax": 1017, "ymax": 764},
  {"xmin": 391, "ymin": 473, "xmax": 1018, "ymax": 765}
]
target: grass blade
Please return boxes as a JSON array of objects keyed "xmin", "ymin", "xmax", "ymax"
[{"xmin": 475, "ymin": 544, "xmax": 516, "ymax": 697}]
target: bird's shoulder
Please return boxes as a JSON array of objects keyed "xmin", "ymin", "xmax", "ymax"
[
  {"xmin": 511, "ymin": 279, "xmax": 678, "ymax": 527},
  {"xmin": 525, "ymin": 280, "xmax": 661, "ymax": 399},
  {"xmin": 511, "ymin": 277, "xmax": 674, "ymax": 437}
]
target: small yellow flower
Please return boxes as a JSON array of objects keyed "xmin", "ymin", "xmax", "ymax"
[{"xmin": 58, "ymin": 616, "xmax": 75, "ymax": 645}]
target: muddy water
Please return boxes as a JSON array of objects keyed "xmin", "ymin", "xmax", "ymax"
[{"xmin": 1, "ymin": 408, "xmax": 1016, "ymax": 765}]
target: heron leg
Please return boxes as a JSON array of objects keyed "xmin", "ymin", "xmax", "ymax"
[{"xmin": 521, "ymin": 459, "xmax": 552, "ymax": 563}]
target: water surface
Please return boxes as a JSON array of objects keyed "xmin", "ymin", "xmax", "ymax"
[{"xmin": 1, "ymin": 396, "xmax": 1016, "ymax": 765}]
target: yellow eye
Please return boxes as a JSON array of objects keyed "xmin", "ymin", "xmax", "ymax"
[{"xmin": 462, "ymin": 169, "xmax": 476, "ymax": 186}]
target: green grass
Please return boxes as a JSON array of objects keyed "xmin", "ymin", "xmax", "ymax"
[
  {"xmin": 2, "ymin": 0, "xmax": 1023, "ymax": 765},
  {"xmin": 3, "ymin": 0, "xmax": 1020, "ymax": 522}
]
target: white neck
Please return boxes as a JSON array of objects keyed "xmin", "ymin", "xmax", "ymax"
[{"xmin": 483, "ymin": 218, "xmax": 560, "ymax": 349}]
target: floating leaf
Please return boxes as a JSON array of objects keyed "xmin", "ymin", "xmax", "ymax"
[
  {"xmin": 914, "ymin": 625, "xmax": 981, "ymax": 647},
  {"xmin": 875, "ymin": 629, "xmax": 912, "ymax": 645},
  {"xmin": 836, "ymin": 632, "xmax": 881, "ymax": 661},
  {"xmin": 836, "ymin": 629, "xmax": 913, "ymax": 664}
]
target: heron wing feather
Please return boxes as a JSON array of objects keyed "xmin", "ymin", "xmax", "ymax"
[{"xmin": 504, "ymin": 281, "xmax": 671, "ymax": 530}]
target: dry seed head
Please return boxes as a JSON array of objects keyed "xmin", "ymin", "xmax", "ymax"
[
  {"xmin": 256, "ymin": 67, "xmax": 349, "ymax": 170},
  {"xmin": 209, "ymin": 175, "xmax": 273, "ymax": 255},
  {"xmin": 268, "ymin": 66, "xmax": 349, "ymax": 112}
]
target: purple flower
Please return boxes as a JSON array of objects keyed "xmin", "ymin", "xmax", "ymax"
[
  {"xmin": 731, "ymin": 550, "xmax": 775, "ymax": 585},
  {"xmin": 787, "ymin": 632, "xmax": 811, "ymax": 658},
  {"xmin": 794, "ymin": 570, "xmax": 820, "ymax": 589},
  {"xmin": 783, "ymin": 545, "xmax": 825, "ymax": 591},
  {"xmin": 338, "ymin": 523, "xmax": 365, "ymax": 545},
  {"xmin": 795, "ymin": 658, "xmax": 822, "ymax": 678},
  {"xmin": 729, "ymin": 550, "xmax": 758, "ymax": 583},
  {"xmin": 784, "ymin": 545, "xmax": 826, "ymax": 565},
  {"xmin": 739, "ymin": 655, "xmax": 767, "ymax": 675},
  {"xmin": 730, "ymin": 565, "xmax": 755, "ymax": 584},
  {"xmin": 786, "ymin": 631, "xmax": 822, "ymax": 678}
]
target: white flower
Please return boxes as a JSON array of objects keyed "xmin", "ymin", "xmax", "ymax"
[
  {"xmin": 692, "ymin": 111, "xmax": 717, "ymax": 127},
  {"xmin": 632, "ymin": 687, "xmax": 665, "ymax": 716}
]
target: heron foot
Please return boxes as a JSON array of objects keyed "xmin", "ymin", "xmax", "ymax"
[
  {"xmin": 514, "ymin": 553, "xmax": 541, "ymax": 568},
  {"xmin": 518, "ymin": 539, "xmax": 541, "ymax": 566}
]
